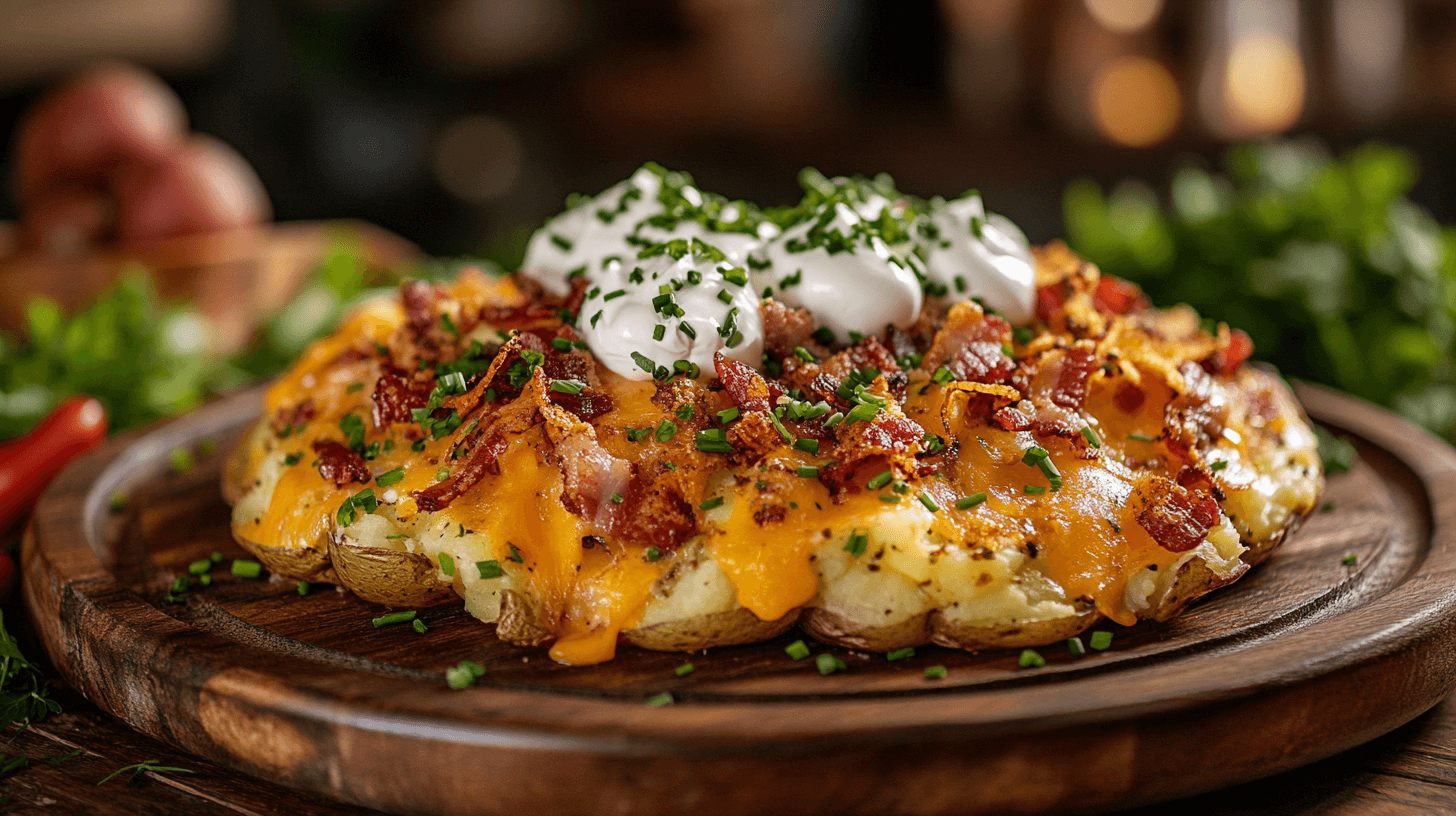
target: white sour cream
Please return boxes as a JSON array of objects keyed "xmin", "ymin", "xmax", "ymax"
[
  {"xmin": 520, "ymin": 167, "xmax": 664, "ymax": 296},
  {"xmin": 576, "ymin": 241, "xmax": 763, "ymax": 381},
  {"xmin": 758, "ymin": 203, "xmax": 923, "ymax": 343},
  {"xmin": 923, "ymin": 193, "xmax": 1036, "ymax": 324}
]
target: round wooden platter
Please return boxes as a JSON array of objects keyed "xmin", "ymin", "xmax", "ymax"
[{"xmin": 21, "ymin": 382, "xmax": 1456, "ymax": 816}]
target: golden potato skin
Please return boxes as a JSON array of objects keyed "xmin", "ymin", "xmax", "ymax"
[
  {"xmin": 329, "ymin": 535, "xmax": 455, "ymax": 608},
  {"xmin": 221, "ymin": 419, "xmax": 269, "ymax": 508},
  {"xmin": 929, "ymin": 605, "xmax": 1100, "ymax": 652},
  {"xmin": 626, "ymin": 608, "xmax": 802, "ymax": 652},
  {"xmin": 231, "ymin": 528, "xmax": 338, "ymax": 584},
  {"xmin": 799, "ymin": 608, "xmax": 932, "ymax": 653},
  {"xmin": 496, "ymin": 589, "xmax": 555, "ymax": 647}
]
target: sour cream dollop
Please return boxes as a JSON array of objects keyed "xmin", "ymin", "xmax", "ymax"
[
  {"xmin": 520, "ymin": 167, "xmax": 664, "ymax": 296},
  {"xmin": 576, "ymin": 239, "xmax": 763, "ymax": 381},
  {"xmin": 923, "ymin": 192, "xmax": 1036, "ymax": 324},
  {"xmin": 758, "ymin": 202, "xmax": 923, "ymax": 343}
]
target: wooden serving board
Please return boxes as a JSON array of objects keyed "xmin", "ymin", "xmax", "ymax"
[{"xmin": 21, "ymin": 382, "xmax": 1456, "ymax": 816}]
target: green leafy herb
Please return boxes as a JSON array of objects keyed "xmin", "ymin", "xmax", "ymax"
[
  {"xmin": 0, "ymin": 612, "xmax": 61, "ymax": 726},
  {"xmin": 97, "ymin": 759, "xmax": 194, "ymax": 787},
  {"xmin": 372, "ymin": 610, "xmax": 417, "ymax": 628}
]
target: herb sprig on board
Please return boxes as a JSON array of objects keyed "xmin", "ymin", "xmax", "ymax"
[{"xmin": 0, "ymin": 611, "xmax": 60, "ymax": 727}]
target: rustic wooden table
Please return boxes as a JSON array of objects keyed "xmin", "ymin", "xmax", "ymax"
[{"xmin": 0, "ymin": 593, "xmax": 1451, "ymax": 816}]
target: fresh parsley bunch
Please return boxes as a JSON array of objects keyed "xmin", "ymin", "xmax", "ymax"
[{"xmin": 1064, "ymin": 139, "xmax": 1456, "ymax": 438}]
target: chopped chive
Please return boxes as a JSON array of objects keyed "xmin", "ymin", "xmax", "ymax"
[
  {"xmin": 211, "ymin": 551, "xmax": 223, "ymax": 563},
  {"xmin": 1080, "ymin": 426, "xmax": 1101, "ymax": 448},
  {"xmin": 675, "ymin": 403, "xmax": 694, "ymax": 421},
  {"xmin": 1021, "ymin": 446, "xmax": 1049, "ymax": 465},
  {"xmin": 412, "ymin": 439, "xmax": 426, "ymax": 452},
  {"xmin": 645, "ymin": 692, "xmax": 674, "ymax": 706},
  {"xmin": 892, "ymin": 480, "xmax": 910, "ymax": 494},
  {"xmin": 815, "ymin": 654, "xmax": 847, "ymax": 675},
  {"xmin": 695, "ymin": 431, "xmax": 733, "ymax": 453},
  {"xmin": 550, "ymin": 379, "xmax": 585, "ymax": 395},
  {"xmin": 230, "ymin": 560, "xmax": 263, "ymax": 579},
  {"xmin": 796, "ymin": 465, "xmax": 819, "ymax": 479},
  {"xmin": 931, "ymin": 367, "xmax": 953, "ymax": 385},
  {"xmin": 794, "ymin": 438, "xmax": 820, "ymax": 455},
  {"xmin": 717, "ymin": 407, "xmax": 740, "ymax": 424},
  {"xmin": 1128, "ymin": 433, "xmax": 1156, "ymax": 442},
  {"xmin": 793, "ymin": 347, "xmax": 815, "ymax": 363},
  {"xmin": 1018, "ymin": 649, "xmax": 1046, "ymax": 668},
  {"xmin": 879, "ymin": 495, "xmax": 901, "ymax": 503},
  {"xmin": 823, "ymin": 411, "xmax": 844, "ymax": 427},
  {"xmin": 1209, "ymin": 460, "xmax": 1228, "ymax": 471},
  {"xmin": 1067, "ymin": 637, "xmax": 1086, "ymax": 657},
  {"xmin": 918, "ymin": 493, "xmax": 940, "ymax": 512},
  {"xmin": 653, "ymin": 324, "xmax": 666, "ymax": 341},
  {"xmin": 372, "ymin": 610, "xmax": 417, "ymax": 628},
  {"xmin": 844, "ymin": 403, "xmax": 879, "ymax": 424},
  {"xmin": 413, "ymin": 619, "xmax": 429, "ymax": 634},
  {"xmin": 552, "ymin": 337, "xmax": 573, "ymax": 352},
  {"xmin": 956, "ymin": 492, "xmax": 987, "ymax": 510},
  {"xmin": 169, "ymin": 447, "xmax": 194, "ymax": 475},
  {"xmin": 386, "ymin": 533, "xmax": 408, "ymax": 539},
  {"xmin": 1089, "ymin": 631, "xmax": 1113, "ymax": 651},
  {"xmin": 508, "ymin": 545, "xmax": 524, "ymax": 563},
  {"xmin": 924, "ymin": 665, "xmax": 947, "ymax": 680},
  {"xmin": 477, "ymin": 560, "xmax": 503, "ymax": 579},
  {"xmin": 611, "ymin": 493, "xmax": 624, "ymax": 504},
  {"xmin": 679, "ymin": 322, "xmax": 697, "ymax": 340},
  {"xmin": 645, "ymin": 546, "xmax": 661, "ymax": 562},
  {"xmin": 603, "ymin": 289, "xmax": 627, "ymax": 301},
  {"xmin": 632, "ymin": 351, "xmax": 657, "ymax": 374},
  {"xmin": 867, "ymin": 470, "xmax": 893, "ymax": 489},
  {"xmin": 656, "ymin": 420, "xmax": 677, "ymax": 443},
  {"xmin": 438, "ymin": 552, "xmax": 456, "ymax": 576},
  {"xmin": 1013, "ymin": 326, "xmax": 1033, "ymax": 344},
  {"xmin": 298, "ymin": 581, "xmax": 310, "ymax": 596},
  {"xmin": 1342, "ymin": 553, "xmax": 1357, "ymax": 566},
  {"xmin": 347, "ymin": 382, "xmax": 365, "ymax": 394},
  {"xmin": 844, "ymin": 531, "xmax": 868, "ymax": 556},
  {"xmin": 375, "ymin": 468, "xmax": 404, "ymax": 487},
  {"xmin": 198, "ymin": 574, "xmax": 212, "ymax": 587},
  {"xmin": 675, "ymin": 664, "xmax": 695, "ymax": 677},
  {"xmin": 699, "ymin": 496, "xmax": 725, "ymax": 510},
  {"xmin": 717, "ymin": 290, "xmax": 734, "ymax": 305},
  {"xmin": 886, "ymin": 647, "xmax": 915, "ymax": 661},
  {"xmin": 446, "ymin": 660, "xmax": 483, "ymax": 690},
  {"xmin": 188, "ymin": 560, "xmax": 211, "ymax": 576},
  {"xmin": 1024, "ymin": 485, "xmax": 1046, "ymax": 495},
  {"xmin": 435, "ymin": 467, "xmax": 450, "ymax": 481},
  {"xmin": 785, "ymin": 640, "xmax": 811, "ymax": 660}
]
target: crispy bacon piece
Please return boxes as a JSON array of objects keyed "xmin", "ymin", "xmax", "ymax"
[
  {"xmin": 372, "ymin": 366, "xmax": 432, "ymax": 428},
  {"xmin": 1138, "ymin": 482, "xmax": 1221, "ymax": 553},
  {"xmin": 540, "ymin": 399, "xmax": 632, "ymax": 530},
  {"xmin": 1114, "ymin": 381, "xmax": 1145, "ymax": 414},
  {"xmin": 402, "ymin": 280, "xmax": 444, "ymax": 332},
  {"xmin": 716, "ymin": 353, "xmax": 774, "ymax": 413},
  {"xmin": 311, "ymin": 440, "xmax": 371, "ymax": 488},
  {"xmin": 761, "ymin": 299, "xmax": 817, "ymax": 358},
  {"xmin": 1035, "ymin": 283, "xmax": 1067, "ymax": 323},
  {"xmin": 1201, "ymin": 329, "xmax": 1254, "ymax": 378},
  {"xmin": 271, "ymin": 401, "xmax": 315, "ymax": 436},
  {"xmin": 993, "ymin": 406, "xmax": 1032, "ymax": 431},
  {"xmin": 1092, "ymin": 276, "xmax": 1150, "ymax": 316},
  {"xmin": 923, "ymin": 302, "xmax": 1014, "ymax": 386},
  {"xmin": 614, "ymin": 473, "xmax": 698, "ymax": 551},
  {"xmin": 415, "ymin": 432, "xmax": 510, "ymax": 513},
  {"xmin": 1050, "ymin": 347, "xmax": 1097, "ymax": 409},
  {"xmin": 821, "ymin": 410, "xmax": 923, "ymax": 494}
]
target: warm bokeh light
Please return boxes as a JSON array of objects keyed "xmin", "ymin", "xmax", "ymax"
[
  {"xmin": 1092, "ymin": 55, "xmax": 1181, "ymax": 147},
  {"xmin": 1333, "ymin": 0, "xmax": 1404, "ymax": 119},
  {"xmin": 1084, "ymin": 0, "xmax": 1164, "ymax": 34},
  {"xmin": 1224, "ymin": 32, "xmax": 1305, "ymax": 134},
  {"xmin": 432, "ymin": 115, "xmax": 525, "ymax": 204}
]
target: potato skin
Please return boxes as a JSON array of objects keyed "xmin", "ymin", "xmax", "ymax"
[
  {"xmin": 496, "ymin": 589, "xmax": 555, "ymax": 647},
  {"xmin": 800, "ymin": 608, "xmax": 932, "ymax": 653},
  {"xmin": 329, "ymin": 534, "xmax": 455, "ymax": 608},
  {"xmin": 232, "ymin": 527, "xmax": 338, "ymax": 584},
  {"xmin": 929, "ymin": 606, "xmax": 1100, "ymax": 652},
  {"xmin": 626, "ymin": 608, "xmax": 802, "ymax": 652},
  {"xmin": 221, "ymin": 419, "xmax": 269, "ymax": 508}
]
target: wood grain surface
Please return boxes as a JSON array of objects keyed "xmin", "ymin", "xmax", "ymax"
[{"xmin": 19, "ymin": 381, "xmax": 1456, "ymax": 816}]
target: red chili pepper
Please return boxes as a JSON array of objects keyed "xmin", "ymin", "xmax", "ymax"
[{"xmin": 0, "ymin": 395, "xmax": 109, "ymax": 533}]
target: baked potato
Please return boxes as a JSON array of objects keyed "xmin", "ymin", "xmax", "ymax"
[{"xmin": 224, "ymin": 167, "xmax": 1322, "ymax": 664}]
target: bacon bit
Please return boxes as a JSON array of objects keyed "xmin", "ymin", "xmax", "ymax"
[
  {"xmin": 1032, "ymin": 415, "xmax": 1080, "ymax": 440},
  {"xmin": 402, "ymin": 280, "xmax": 444, "ymax": 332},
  {"xmin": 993, "ymin": 406, "xmax": 1033, "ymax": 431},
  {"xmin": 311, "ymin": 440, "xmax": 371, "ymax": 488},
  {"xmin": 372, "ymin": 367, "xmax": 432, "ymax": 428},
  {"xmin": 716, "ymin": 353, "xmax": 774, "ymax": 413},
  {"xmin": 753, "ymin": 504, "xmax": 787, "ymax": 525},
  {"xmin": 1200, "ymin": 329, "xmax": 1254, "ymax": 378},
  {"xmin": 271, "ymin": 401, "xmax": 316, "ymax": 436},
  {"xmin": 923, "ymin": 302, "xmax": 1014, "ymax": 385},
  {"xmin": 1138, "ymin": 483, "xmax": 1221, "ymax": 553},
  {"xmin": 415, "ymin": 432, "xmax": 510, "ymax": 513},
  {"xmin": 614, "ymin": 473, "xmax": 698, "ymax": 551},
  {"xmin": 727, "ymin": 412, "xmax": 786, "ymax": 461},
  {"xmin": 823, "ymin": 412, "xmax": 922, "ymax": 494},
  {"xmin": 482, "ymin": 287, "xmax": 576, "ymax": 331},
  {"xmin": 1050, "ymin": 347, "xmax": 1097, "ymax": 409},
  {"xmin": 1035, "ymin": 283, "xmax": 1067, "ymax": 323},
  {"xmin": 761, "ymin": 299, "xmax": 817, "ymax": 358},
  {"xmin": 1092, "ymin": 276, "xmax": 1150, "ymax": 316},
  {"xmin": 1114, "ymin": 381, "xmax": 1145, "ymax": 414}
]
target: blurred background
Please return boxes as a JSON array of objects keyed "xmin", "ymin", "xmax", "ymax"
[{"xmin": 5, "ymin": 0, "xmax": 1456, "ymax": 441}]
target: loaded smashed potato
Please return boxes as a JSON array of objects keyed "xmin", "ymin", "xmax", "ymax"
[{"xmin": 225, "ymin": 169, "xmax": 1321, "ymax": 664}]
